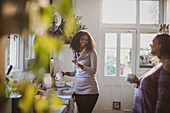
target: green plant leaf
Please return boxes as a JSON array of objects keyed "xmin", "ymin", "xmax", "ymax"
[
  {"xmin": 64, "ymin": 15, "xmax": 76, "ymax": 38},
  {"xmin": 40, "ymin": 5, "xmax": 53, "ymax": 28},
  {"xmin": 11, "ymin": 80, "xmax": 18, "ymax": 88},
  {"xmin": 19, "ymin": 83, "xmax": 35, "ymax": 113},
  {"xmin": 35, "ymin": 99, "xmax": 49, "ymax": 113},
  {"xmin": 50, "ymin": 94, "xmax": 62, "ymax": 111},
  {"xmin": 9, "ymin": 76, "xmax": 13, "ymax": 78},
  {"xmin": 56, "ymin": 0, "xmax": 73, "ymax": 17}
]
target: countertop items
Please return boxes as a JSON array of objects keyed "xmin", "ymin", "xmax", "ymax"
[
  {"xmin": 44, "ymin": 86, "xmax": 75, "ymax": 113},
  {"xmin": 55, "ymin": 80, "xmax": 65, "ymax": 87}
]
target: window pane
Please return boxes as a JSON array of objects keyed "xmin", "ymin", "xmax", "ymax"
[
  {"xmin": 140, "ymin": 1, "xmax": 159, "ymax": 24},
  {"xmin": 10, "ymin": 34, "xmax": 19, "ymax": 68},
  {"xmin": 26, "ymin": 34, "xmax": 36, "ymax": 59},
  {"xmin": 140, "ymin": 33, "xmax": 157, "ymax": 68},
  {"xmin": 120, "ymin": 33, "xmax": 132, "ymax": 76},
  {"xmin": 105, "ymin": 33, "xmax": 117, "ymax": 76},
  {"xmin": 103, "ymin": 0, "xmax": 136, "ymax": 24},
  {"xmin": 25, "ymin": 37, "xmax": 29, "ymax": 58}
]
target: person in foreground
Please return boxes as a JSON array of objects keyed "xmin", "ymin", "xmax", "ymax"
[
  {"xmin": 131, "ymin": 34, "xmax": 170, "ymax": 113},
  {"xmin": 61, "ymin": 30, "xmax": 99, "ymax": 113}
]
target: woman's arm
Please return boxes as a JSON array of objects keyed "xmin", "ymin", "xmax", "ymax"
[
  {"xmin": 83, "ymin": 50, "xmax": 97, "ymax": 74},
  {"xmin": 72, "ymin": 50, "xmax": 97, "ymax": 74},
  {"xmin": 62, "ymin": 65, "xmax": 76, "ymax": 77}
]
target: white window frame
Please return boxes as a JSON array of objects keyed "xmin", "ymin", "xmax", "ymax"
[
  {"xmin": 102, "ymin": 29, "xmax": 137, "ymax": 77},
  {"xmin": 26, "ymin": 34, "xmax": 36, "ymax": 59},
  {"xmin": 6, "ymin": 34, "xmax": 25, "ymax": 73},
  {"xmin": 102, "ymin": 0, "xmax": 166, "ymax": 76}
]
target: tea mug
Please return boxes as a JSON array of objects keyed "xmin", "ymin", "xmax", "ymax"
[
  {"xmin": 125, "ymin": 73, "xmax": 136, "ymax": 82},
  {"xmin": 56, "ymin": 71, "xmax": 64, "ymax": 80}
]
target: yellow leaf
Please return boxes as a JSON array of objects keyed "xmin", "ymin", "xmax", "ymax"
[
  {"xmin": 40, "ymin": 5, "xmax": 53, "ymax": 28},
  {"xmin": 35, "ymin": 99, "xmax": 49, "ymax": 112},
  {"xmin": 19, "ymin": 83, "xmax": 35, "ymax": 112},
  {"xmin": 56, "ymin": 0, "xmax": 73, "ymax": 17},
  {"xmin": 64, "ymin": 15, "xmax": 76, "ymax": 38},
  {"xmin": 50, "ymin": 94, "xmax": 62, "ymax": 111}
]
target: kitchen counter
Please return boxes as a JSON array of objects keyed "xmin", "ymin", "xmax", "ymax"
[
  {"xmin": 8, "ymin": 86, "xmax": 75, "ymax": 113},
  {"xmin": 45, "ymin": 86, "xmax": 75, "ymax": 113}
]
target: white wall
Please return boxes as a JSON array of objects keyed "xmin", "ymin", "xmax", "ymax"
[
  {"xmin": 75, "ymin": 0, "xmax": 101, "ymax": 53},
  {"xmin": 167, "ymin": 0, "xmax": 170, "ymax": 23}
]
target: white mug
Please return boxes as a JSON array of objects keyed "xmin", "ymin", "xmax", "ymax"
[{"xmin": 55, "ymin": 71, "xmax": 64, "ymax": 80}]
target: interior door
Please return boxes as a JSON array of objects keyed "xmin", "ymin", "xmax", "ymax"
[{"xmin": 98, "ymin": 29, "xmax": 137, "ymax": 113}]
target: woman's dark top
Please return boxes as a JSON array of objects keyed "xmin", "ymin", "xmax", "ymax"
[{"xmin": 132, "ymin": 62, "xmax": 170, "ymax": 113}]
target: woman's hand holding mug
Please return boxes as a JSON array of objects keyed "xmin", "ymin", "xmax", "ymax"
[{"xmin": 125, "ymin": 73, "xmax": 139, "ymax": 84}]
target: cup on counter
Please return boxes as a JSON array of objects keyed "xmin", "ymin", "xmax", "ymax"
[
  {"xmin": 125, "ymin": 73, "xmax": 136, "ymax": 82},
  {"xmin": 55, "ymin": 80, "xmax": 65, "ymax": 87}
]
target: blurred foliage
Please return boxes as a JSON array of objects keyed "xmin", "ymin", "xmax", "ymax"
[
  {"xmin": 49, "ymin": 94, "xmax": 62, "ymax": 111},
  {"xmin": 32, "ymin": 35, "xmax": 64, "ymax": 83},
  {"xmin": 64, "ymin": 15, "xmax": 76, "ymax": 38},
  {"xmin": 6, "ymin": 75, "xmax": 17, "ymax": 98},
  {"xmin": 54, "ymin": 0, "xmax": 73, "ymax": 18},
  {"xmin": 34, "ymin": 93, "xmax": 62, "ymax": 113},
  {"xmin": 0, "ymin": 78, "xmax": 7, "ymax": 110},
  {"xmin": 52, "ymin": 15, "xmax": 87, "ymax": 44},
  {"xmin": 51, "ymin": 0, "xmax": 87, "ymax": 44},
  {"xmin": 34, "ymin": 98, "xmax": 49, "ymax": 113},
  {"xmin": 0, "ymin": 75, "xmax": 17, "ymax": 110},
  {"xmin": 0, "ymin": 0, "xmax": 75, "ymax": 112},
  {"xmin": 19, "ymin": 82, "xmax": 35, "ymax": 113},
  {"xmin": 19, "ymin": 0, "xmax": 74, "ymax": 112},
  {"xmin": 40, "ymin": 6, "xmax": 53, "ymax": 29}
]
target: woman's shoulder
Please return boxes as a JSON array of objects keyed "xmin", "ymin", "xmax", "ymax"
[
  {"xmin": 90, "ymin": 49, "xmax": 97, "ymax": 55},
  {"xmin": 163, "ymin": 60, "xmax": 170, "ymax": 73}
]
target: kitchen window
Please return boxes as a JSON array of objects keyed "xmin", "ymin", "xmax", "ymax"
[
  {"xmin": 139, "ymin": 33, "xmax": 157, "ymax": 68},
  {"xmin": 6, "ymin": 34, "xmax": 24, "ymax": 71},
  {"xmin": 5, "ymin": 34, "xmax": 35, "ymax": 72}
]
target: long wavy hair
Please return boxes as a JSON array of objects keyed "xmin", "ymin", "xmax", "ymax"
[
  {"xmin": 155, "ymin": 34, "xmax": 170, "ymax": 59},
  {"xmin": 69, "ymin": 30, "xmax": 95, "ymax": 52}
]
